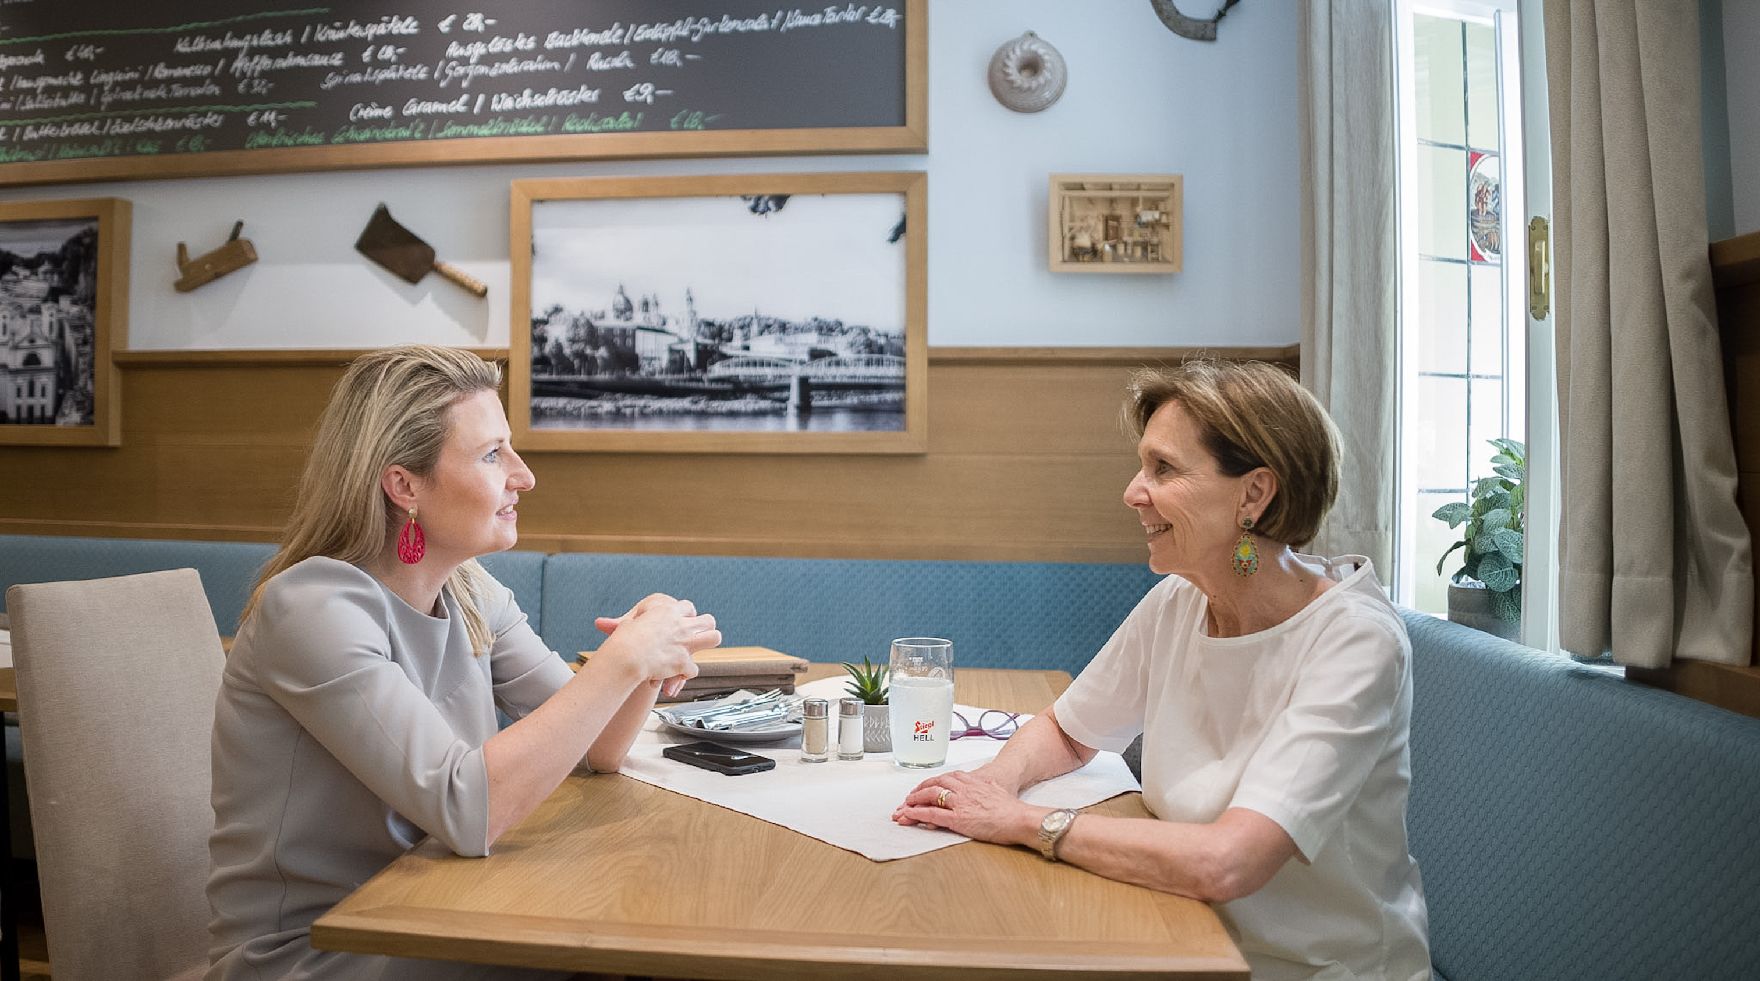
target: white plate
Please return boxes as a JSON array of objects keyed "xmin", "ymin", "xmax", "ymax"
[
  {"xmin": 658, "ymin": 717, "xmax": 802, "ymax": 744},
  {"xmin": 655, "ymin": 693, "xmax": 803, "ymax": 745}
]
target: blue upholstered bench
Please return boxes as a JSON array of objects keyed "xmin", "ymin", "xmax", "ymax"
[
  {"xmin": 0, "ymin": 535, "xmax": 546, "ymax": 636},
  {"xmin": 7, "ymin": 531, "xmax": 1760, "ymax": 980},
  {"xmin": 0, "ymin": 536, "xmax": 548, "ymax": 860},
  {"xmin": 0, "ymin": 535, "xmax": 277, "ymax": 633},
  {"xmin": 1401, "ymin": 611, "xmax": 1760, "ymax": 981},
  {"xmin": 538, "ymin": 551, "xmax": 1162, "ymax": 676}
]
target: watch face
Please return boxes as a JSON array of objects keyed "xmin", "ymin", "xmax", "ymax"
[{"xmin": 1042, "ymin": 809, "xmax": 1072, "ymax": 835}]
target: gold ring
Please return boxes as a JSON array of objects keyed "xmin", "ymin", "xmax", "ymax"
[{"xmin": 935, "ymin": 789, "xmax": 952, "ymax": 808}]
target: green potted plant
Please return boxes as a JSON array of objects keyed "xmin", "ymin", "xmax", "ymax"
[
  {"xmin": 1432, "ymin": 438, "xmax": 1525, "ymax": 641},
  {"xmin": 841, "ymin": 656, "xmax": 892, "ymax": 753}
]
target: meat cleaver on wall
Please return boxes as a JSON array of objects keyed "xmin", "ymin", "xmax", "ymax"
[{"xmin": 354, "ymin": 204, "xmax": 488, "ymax": 298}]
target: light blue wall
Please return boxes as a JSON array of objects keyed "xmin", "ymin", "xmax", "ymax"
[
  {"xmin": 0, "ymin": 1, "xmax": 1302, "ymax": 351},
  {"xmin": 1703, "ymin": 0, "xmax": 1735, "ymax": 241},
  {"xmin": 1725, "ymin": 0, "xmax": 1760, "ymax": 235}
]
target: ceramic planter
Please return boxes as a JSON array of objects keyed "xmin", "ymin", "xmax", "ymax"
[{"xmin": 1447, "ymin": 582, "xmax": 1521, "ymax": 642}]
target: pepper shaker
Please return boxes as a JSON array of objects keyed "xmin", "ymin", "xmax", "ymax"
[
  {"xmin": 800, "ymin": 698, "xmax": 830, "ymax": 763},
  {"xmin": 837, "ymin": 698, "xmax": 865, "ymax": 760}
]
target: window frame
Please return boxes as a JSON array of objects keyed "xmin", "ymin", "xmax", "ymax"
[{"xmin": 1392, "ymin": 0, "xmax": 1556, "ymax": 651}]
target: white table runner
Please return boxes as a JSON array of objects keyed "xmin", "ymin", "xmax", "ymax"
[{"xmin": 618, "ymin": 676, "xmax": 1140, "ymax": 861}]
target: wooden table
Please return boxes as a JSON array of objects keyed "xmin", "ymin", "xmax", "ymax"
[{"xmin": 312, "ymin": 666, "xmax": 1248, "ymax": 979}]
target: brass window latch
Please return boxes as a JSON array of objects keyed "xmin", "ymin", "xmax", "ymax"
[{"xmin": 1528, "ymin": 216, "xmax": 1551, "ymax": 320}]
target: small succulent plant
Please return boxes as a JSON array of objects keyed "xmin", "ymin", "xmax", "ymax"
[{"xmin": 841, "ymin": 656, "xmax": 889, "ymax": 705}]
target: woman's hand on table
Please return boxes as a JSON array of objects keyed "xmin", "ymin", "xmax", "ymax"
[
  {"xmin": 594, "ymin": 593, "xmax": 720, "ymax": 696},
  {"xmin": 891, "ymin": 769, "xmax": 1047, "ymax": 848}
]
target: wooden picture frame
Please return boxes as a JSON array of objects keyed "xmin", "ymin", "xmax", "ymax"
[
  {"xmin": 0, "ymin": 0, "xmax": 927, "ymax": 188},
  {"xmin": 0, "ymin": 197, "xmax": 129, "ymax": 446},
  {"xmin": 1049, "ymin": 174, "xmax": 1183, "ymax": 274},
  {"xmin": 510, "ymin": 172, "xmax": 926, "ymax": 453}
]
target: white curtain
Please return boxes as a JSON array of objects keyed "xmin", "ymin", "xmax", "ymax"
[
  {"xmin": 1547, "ymin": 0, "xmax": 1753, "ymax": 667},
  {"xmin": 1299, "ymin": 0, "xmax": 1398, "ymax": 572}
]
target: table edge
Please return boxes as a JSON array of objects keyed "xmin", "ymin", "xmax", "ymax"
[{"xmin": 313, "ymin": 904, "xmax": 1250, "ymax": 979}]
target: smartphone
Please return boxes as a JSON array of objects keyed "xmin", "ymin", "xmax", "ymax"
[{"xmin": 662, "ymin": 741, "xmax": 777, "ymax": 776}]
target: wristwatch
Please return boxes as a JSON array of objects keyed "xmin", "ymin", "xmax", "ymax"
[{"xmin": 1036, "ymin": 808, "xmax": 1079, "ymax": 861}]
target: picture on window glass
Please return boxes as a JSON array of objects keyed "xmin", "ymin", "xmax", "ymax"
[{"xmin": 1468, "ymin": 152, "xmax": 1502, "ymax": 261}]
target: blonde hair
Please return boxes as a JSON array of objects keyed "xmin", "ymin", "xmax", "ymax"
[
  {"xmin": 1126, "ymin": 359, "xmax": 1340, "ymax": 547},
  {"xmin": 243, "ymin": 345, "xmax": 505, "ymax": 654}
]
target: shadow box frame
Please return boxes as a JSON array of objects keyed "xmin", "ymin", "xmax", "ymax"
[
  {"xmin": 0, "ymin": 197, "xmax": 130, "ymax": 447},
  {"xmin": 509, "ymin": 171, "xmax": 927, "ymax": 454},
  {"xmin": 1048, "ymin": 173, "xmax": 1183, "ymax": 274}
]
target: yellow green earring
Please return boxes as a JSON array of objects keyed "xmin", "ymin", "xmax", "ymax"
[{"xmin": 1232, "ymin": 517, "xmax": 1260, "ymax": 576}]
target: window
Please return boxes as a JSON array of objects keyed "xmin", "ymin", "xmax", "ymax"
[{"xmin": 1394, "ymin": 0, "xmax": 1545, "ymax": 629}]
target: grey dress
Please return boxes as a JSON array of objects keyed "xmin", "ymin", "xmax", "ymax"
[{"xmin": 206, "ymin": 556, "xmax": 576, "ymax": 980}]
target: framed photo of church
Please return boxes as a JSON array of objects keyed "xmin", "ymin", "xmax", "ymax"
[
  {"xmin": 509, "ymin": 172, "xmax": 926, "ymax": 453},
  {"xmin": 0, "ymin": 197, "xmax": 130, "ymax": 447}
]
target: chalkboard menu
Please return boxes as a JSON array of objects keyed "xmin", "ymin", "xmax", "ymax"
[{"xmin": 0, "ymin": 0, "xmax": 923, "ymax": 185}]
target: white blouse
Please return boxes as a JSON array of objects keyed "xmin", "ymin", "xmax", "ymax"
[{"xmin": 1054, "ymin": 556, "xmax": 1430, "ymax": 981}]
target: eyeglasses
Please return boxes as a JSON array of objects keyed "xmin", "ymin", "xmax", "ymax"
[{"xmin": 950, "ymin": 709, "xmax": 1020, "ymax": 740}]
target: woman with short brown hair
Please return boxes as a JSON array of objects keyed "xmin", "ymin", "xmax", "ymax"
[{"xmin": 897, "ymin": 359, "xmax": 1430, "ymax": 980}]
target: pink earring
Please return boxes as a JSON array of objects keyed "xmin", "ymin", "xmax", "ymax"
[{"xmin": 397, "ymin": 508, "xmax": 426, "ymax": 565}]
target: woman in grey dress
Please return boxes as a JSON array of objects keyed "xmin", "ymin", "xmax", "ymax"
[{"xmin": 206, "ymin": 345, "xmax": 721, "ymax": 980}]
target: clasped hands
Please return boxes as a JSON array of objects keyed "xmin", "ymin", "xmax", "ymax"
[{"xmin": 593, "ymin": 592, "xmax": 721, "ymax": 698}]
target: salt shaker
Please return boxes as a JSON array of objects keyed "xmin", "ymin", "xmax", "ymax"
[
  {"xmin": 800, "ymin": 698, "xmax": 830, "ymax": 763},
  {"xmin": 837, "ymin": 698, "xmax": 865, "ymax": 760}
]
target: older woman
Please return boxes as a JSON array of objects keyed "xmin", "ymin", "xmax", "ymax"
[
  {"xmin": 895, "ymin": 360, "xmax": 1429, "ymax": 980},
  {"xmin": 207, "ymin": 346, "xmax": 721, "ymax": 980}
]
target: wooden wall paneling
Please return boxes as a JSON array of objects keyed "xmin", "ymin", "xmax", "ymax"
[
  {"xmin": 0, "ymin": 345, "xmax": 1296, "ymax": 563},
  {"xmin": 1628, "ymin": 233, "xmax": 1760, "ymax": 719},
  {"xmin": 515, "ymin": 454, "xmax": 1144, "ymax": 562},
  {"xmin": 1716, "ymin": 232, "xmax": 1760, "ymax": 671}
]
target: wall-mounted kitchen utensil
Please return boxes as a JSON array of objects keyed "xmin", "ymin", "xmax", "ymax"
[
  {"xmin": 173, "ymin": 220, "xmax": 257, "ymax": 292},
  {"xmin": 353, "ymin": 204, "xmax": 487, "ymax": 297}
]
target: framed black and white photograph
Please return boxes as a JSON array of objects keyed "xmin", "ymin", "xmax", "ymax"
[
  {"xmin": 510, "ymin": 172, "xmax": 925, "ymax": 453},
  {"xmin": 0, "ymin": 198, "xmax": 129, "ymax": 446}
]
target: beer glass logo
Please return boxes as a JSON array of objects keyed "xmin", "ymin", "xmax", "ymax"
[{"xmin": 912, "ymin": 719, "xmax": 936, "ymax": 741}]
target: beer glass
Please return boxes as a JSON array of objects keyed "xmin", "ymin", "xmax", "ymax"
[{"xmin": 888, "ymin": 637, "xmax": 953, "ymax": 767}]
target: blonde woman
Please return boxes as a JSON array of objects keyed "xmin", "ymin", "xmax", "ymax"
[
  {"xmin": 207, "ymin": 346, "xmax": 719, "ymax": 980},
  {"xmin": 895, "ymin": 361, "xmax": 1430, "ymax": 980}
]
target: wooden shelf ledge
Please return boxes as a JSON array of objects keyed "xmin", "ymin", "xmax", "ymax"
[
  {"xmin": 1627, "ymin": 660, "xmax": 1760, "ymax": 720},
  {"xmin": 113, "ymin": 344, "xmax": 1301, "ymax": 369}
]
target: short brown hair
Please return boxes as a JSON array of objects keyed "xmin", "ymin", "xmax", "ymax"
[{"xmin": 1126, "ymin": 359, "xmax": 1340, "ymax": 547}]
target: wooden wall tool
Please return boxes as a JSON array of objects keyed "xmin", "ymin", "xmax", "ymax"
[
  {"xmin": 174, "ymin": 220, "xmax": 257, "ymax": 292},
  {"xmin": 354, "ymin": 204, "xmax": 487, "ymax": 297}
]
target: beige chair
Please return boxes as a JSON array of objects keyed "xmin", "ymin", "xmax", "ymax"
[{"xmin": 6, "ymin": 569, "xmax": 224, "ymax": 981}]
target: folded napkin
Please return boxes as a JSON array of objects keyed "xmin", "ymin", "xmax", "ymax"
[{"xmin": 618, "ymin": 676, "xmax": 1141, "ymax": 861}]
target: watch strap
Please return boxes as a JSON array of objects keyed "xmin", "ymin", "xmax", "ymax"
[{"xmin": 1037, "ymin": 808, "xmax": 1078, "ymax": 861}]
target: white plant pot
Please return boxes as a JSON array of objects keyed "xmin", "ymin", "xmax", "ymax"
[{"xmin": 863, "ymin": 703, "xmax": 892, "ymax": 753}]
